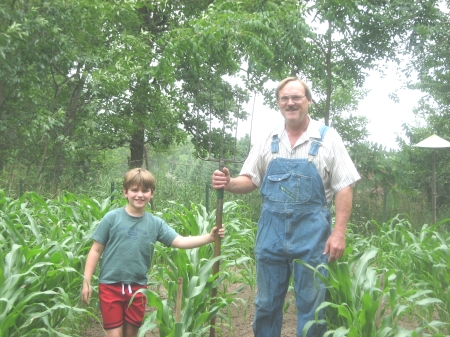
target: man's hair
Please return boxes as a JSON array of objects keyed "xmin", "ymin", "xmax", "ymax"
[
  {"xmin": 123, "ymin": 168, "xmax": 156, "ymax": 192},
  {"xmin": 275, "ymin": 77, "xmax": 312, "ymax": 101}
]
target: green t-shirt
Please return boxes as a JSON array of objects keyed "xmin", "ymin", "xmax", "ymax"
[{"xmin": 92, "ymin": 207, "xmax": 179, "ymax": 285}]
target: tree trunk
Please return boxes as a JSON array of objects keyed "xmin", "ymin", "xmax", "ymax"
[
  {"xmin": 129, "ymin": 127, "xmax": 145, "ymax": 168},
  {"xmin": 324, "ymin": 20, "xmax": 332, "ymax": 127},
  {"xmin": 52, "ymin": 63, "xmax": 87, "ymax": 182}
]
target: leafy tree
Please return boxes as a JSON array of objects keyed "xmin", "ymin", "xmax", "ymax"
[
  {"xmin": 172, "ymin": 0, "xmax": 438, "ymax": 147},
  {"xmin": 400, "ymin": 1, "xmax": 450, "ymax": 215},
  {"xmin": 0, "ymin": 0, "xmax": 149, "ymax": 183},
  {"xmin": 1, "ymin": 0, "xmax": 441, "ymax": 196}
]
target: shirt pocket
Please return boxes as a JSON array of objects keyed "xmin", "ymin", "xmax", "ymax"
[{"xmin": 264, "ymin": 172, "xmax": 312, "ymax": 203}]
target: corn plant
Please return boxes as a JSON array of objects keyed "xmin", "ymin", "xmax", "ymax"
[
  {"xmin": 365, "ymin": 216, "xmax": 450, "ymax": 334},
  {"xmin": 296, "ymin": 216, "xmax": 450, "ymax": 337},
  {"xmin": 139, "ymin": 201, "xmax": 255, "ymax": 336},
  {"xmin": 0, "ymin": 190, "xmax": 114, "ymax": 336}
]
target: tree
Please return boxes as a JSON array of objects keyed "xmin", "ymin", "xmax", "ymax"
[
  {"xmin": 400, "ymin": 1, "xmax": 450, "ymax": 214},
  {"xmin": 1, "ymin": 0, "xmax": 441, "ymax": 194},
  {"xmin": 172, "ymin": 0, "xmax": 438, "ymax": 146},
  {"xmin": 0, "ymin": 0, "xmax": 150, "ymax": 183}
]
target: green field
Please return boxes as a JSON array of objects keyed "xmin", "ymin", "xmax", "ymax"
[{"xmin": 1, "ymin": 190, "xmax": 449, "ymax": 337}]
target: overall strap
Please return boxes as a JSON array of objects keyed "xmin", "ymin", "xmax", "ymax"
[
  {"xmin": 308, "ymin": 125, "xmax": 329, "ymax": 161},
  {"xmin": 271, "ymin": 134, "xmax": 280, "ymax": 157}
]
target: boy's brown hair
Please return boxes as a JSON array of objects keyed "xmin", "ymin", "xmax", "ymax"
[{"xmin": 123, "ymin": 168, "xmax": 156, "ymax": 192}]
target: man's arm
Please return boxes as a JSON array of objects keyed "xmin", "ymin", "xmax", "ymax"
[
  {"xmin": 212, "ymin": 167, "xmax": 257, "ymax": 194},
  {"xmin": 324, "ymin": 185, "xmax": 353, "ymax": 262}
]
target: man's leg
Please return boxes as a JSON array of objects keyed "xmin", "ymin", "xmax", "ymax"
[
  {"xmin": 253, "ymin": 256, "xmax": 291, "ymax": 337},
  {"xmin": 293, "ymin": 260, "xmax": 328, "ymax": 337}
]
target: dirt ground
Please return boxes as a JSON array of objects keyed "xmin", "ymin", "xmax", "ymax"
[
  {"xmin": 82, "ymin": 283, "xmax": 421, "ymax": 337},
  {"xmin": 82, "ymin": 283, "xmax": 297, "ymax": 337}
]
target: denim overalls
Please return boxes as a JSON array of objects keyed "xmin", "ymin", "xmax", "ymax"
[{"xmin": 253, "ymin": 125, "xmax": 331, "ymax": 337}]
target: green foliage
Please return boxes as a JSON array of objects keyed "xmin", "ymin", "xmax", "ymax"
[
  {"xmin": 2, "ymin": 0, "xmax": 444, "ymax": 194},
  {"xmin": 0, "ymin": 188, "xmax": 256, "ymax": 336},
  {"xmin": 298, "ymin": 216, "xmax": 450, "ymax": 336},
  {"xmin": 130, "ymin": 201, "xmax": 256, "ymax": 336},
  {"xmin": 2, "ymin": 186, "xmax": 450, "ymax": 335},
  {"xmin": 0, "ymin": 190, "xmax": 109, "ymax": 336}
]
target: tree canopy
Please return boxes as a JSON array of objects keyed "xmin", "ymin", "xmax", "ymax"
[{"xmin": 1, "ymin": 0, "xmax": 448, "ymax": 201}]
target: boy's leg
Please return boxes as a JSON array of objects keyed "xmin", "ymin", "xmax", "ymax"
[
  {"xmin": 99, "ymin": 283, "xmax": 126, "ymax": 330},
  {"xmin": 123, "ymin": 321, "xmax": 140, "ymax": 337},
  {"xmin": 123, "ymin": 284, "xmax": 147, "ymax": 334},
  {"xmin": 105, "ymin": 326, "xmax": 123, "ymax": 337}
]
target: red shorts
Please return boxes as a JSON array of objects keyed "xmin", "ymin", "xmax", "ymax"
[{"xmin": 99, "ymin": 283, "xmax": 147, "ymax": 329}]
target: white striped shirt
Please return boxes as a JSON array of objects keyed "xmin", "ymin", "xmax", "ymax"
[{"xmin": 241, "ymin": 118, "xmax": 361, "ymax": 203}]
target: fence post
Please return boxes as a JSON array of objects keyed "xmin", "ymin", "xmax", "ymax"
[
  {"xmin": 205, "ymin": 182, "xmax": 210, "ymax": 213},
  {"xmin": 20, "ymin": 179, "xmax": 24, "ymax": 197},
  {"xmin": 111, "ymin": 181, "xmax": 115, "ymax": 203}
]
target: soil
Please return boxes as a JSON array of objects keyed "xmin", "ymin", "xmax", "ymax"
[
  {"xmin": 82, "ymin": 283, "xmax": 296, "ymax": 337},
  {"xmin": 82, "ymin": 283, "xmax": 422, "ymax": 337}
]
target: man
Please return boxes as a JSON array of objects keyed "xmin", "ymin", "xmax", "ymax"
[{"xmin": 211, "ymin": 77, "xmax": 360, "ymax": 337}]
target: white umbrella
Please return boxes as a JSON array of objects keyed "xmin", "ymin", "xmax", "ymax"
[{"xmin": 413, "ymin": 135, "xmax": 450, "ymax": 223}]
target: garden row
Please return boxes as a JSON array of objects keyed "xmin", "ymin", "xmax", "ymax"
[{"xmin": 0, "ymin": 190, "xmax": 449, "ymax": 336}]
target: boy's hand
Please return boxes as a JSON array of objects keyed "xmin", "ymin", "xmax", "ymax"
[
  {"xmin": 81, "ymin": 280, "xmax": 92, "ymax": 304},
  {"xmin": 210, "ymin": 224, "xmax": 225, "ymax": 242}
]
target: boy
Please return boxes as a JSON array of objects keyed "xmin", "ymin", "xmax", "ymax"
[{"xmin": 82, "ymin": 168, "xmax": 225, "ymax": 337}]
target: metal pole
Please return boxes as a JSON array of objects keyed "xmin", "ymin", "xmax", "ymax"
[
  {"xmin": 432, "ymin": 151, "xmax": 437, "ymax": 224},
  {"xmin": 209, "ymin": 161, "xmax": 224, "ymax": 337},
  {"xmin": 19, "ymin": 178, "xmax": 24, "ymax": 197},
  {"xmin": 205, "ymin": 182, "xmax": 210, "ymax": 213}
]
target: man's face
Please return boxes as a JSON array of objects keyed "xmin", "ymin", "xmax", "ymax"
[{"xmin": 277, "ymin": 80, "xmax": 311, "ymax": 126}]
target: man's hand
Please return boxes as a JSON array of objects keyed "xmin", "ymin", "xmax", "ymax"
[
  {"xmin": 324, "ymin": 232, "xmax": 346, "ymax": 262},
  {"xmin": 212, "ymin": 167, "xmax": 230, "ymax": 190}
]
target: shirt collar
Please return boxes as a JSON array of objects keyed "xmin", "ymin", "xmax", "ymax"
[
  {"xmin": 305, "ymin": 118, "xmax": 322, "ymax": 140},
  {"xmin": 275, "ymin": 116, "xmax": 322, "ymax": 140}
]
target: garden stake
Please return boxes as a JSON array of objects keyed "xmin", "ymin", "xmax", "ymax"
[
  {"xmin": 174, "ymin": 277, "xmax": 183, "ymax": 337},
  {"xmin": 196, "ymin": 89, "xmax": 255, "ymax": 337}
]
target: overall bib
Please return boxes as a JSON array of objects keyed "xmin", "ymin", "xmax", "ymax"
[{"xmin": 253, "ymin": 126, "xmax": 331, "ymax": 337}]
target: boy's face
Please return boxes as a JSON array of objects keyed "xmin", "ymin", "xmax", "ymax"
[{"xmin": 123, "ymin": 185, "xmax": 153, "ymax": 214}]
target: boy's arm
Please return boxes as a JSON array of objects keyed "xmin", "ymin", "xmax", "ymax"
[
  {"xmin": 81, "ymin": 241, "xmax": 105, "ymax": 304},
  {"xmin": 171, "ymin": 226, "xmax": 225, "ymax": 249}
]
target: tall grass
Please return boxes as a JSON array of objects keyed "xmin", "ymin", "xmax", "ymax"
[{"xmin": 140, "ymin": 201, "xmax": 256, "ymax": 336}]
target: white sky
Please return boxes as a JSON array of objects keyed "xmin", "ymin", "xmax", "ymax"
[
  {"xmin": 356, "ymin": 69, "xmax": 423, "ymax": 149},
  {"xmin": 240, "ymin": 69, "xmax": 424, "ymax": 150}
]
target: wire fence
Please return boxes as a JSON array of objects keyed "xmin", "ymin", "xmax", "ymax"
[{"xmin": 2, "ymin": 162, "xmax": 445, "ymax": 229}]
